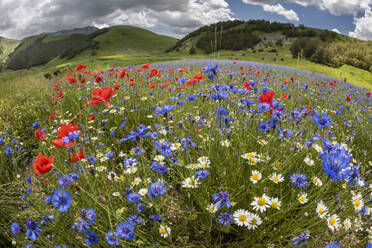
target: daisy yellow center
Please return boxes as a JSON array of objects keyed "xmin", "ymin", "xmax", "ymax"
[
  {"xmin": 133, "ymin": 179, "xmax": 139, "ymax": 184},
  {"xmin": 160, "ymin": 228, "xmax": 167, "ymax": 234},
  {"xmin": 99, "ymin": 165, "xmax": 104, "ymax": 170},
  {"xmin": 319, "ymin": 209, "xmax": 325, "ymax": 214},
  {"xmin": 189, "ymin": 179, "xmax": 196, "ymax": 186},
  {"xmin": 354, "ymin": 200, "xmax": 360, "ymax": 207},
  {"xmin": 306, "ymin": 161, "xmax": 312, "ymax": 165},
  {"xmin": 239, "ymin": 215, "xmax": 247, "ymax": 222},
  {"xmin": 250, "ymin": 158, "xmax": 256, "ymax": 163},
  {"xmin": 273, "ymin": 177, "xmax": 279, "ymax": 182},
  {"xmin": 257, "ymin": 198, "xmax": 266, "ymax": 206},
  {"xmin": 247, "ymin": 153, "xmax": 254, "ymax": 158},
  {"xmin": 329, "ymin": 218, "xmax": 336, "ymax": 226},
  {"xmin": 345, "ymin": 222, "xmax": 349, "ymax": 227},
  {"xmin": 252, "ymin": 174, "xmax": 260, "ymax": 180},
  {"xmin": 299, "ymin": 196, "xmax": 305, "ymax": 202},
  {"xmin": 250, "ymin": 218, "xmax": 257, "ymax": 225},
  {"xmin": 271, "ymin": 202, "xmax": 278, "ymax": 208},
  {"xmin": 201, "ymin": 164, "xmax": 206, "ymax": 168}
]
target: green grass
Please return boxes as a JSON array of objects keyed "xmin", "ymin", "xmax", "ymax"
[{"xmin": 0, "ymin": 38, "xmax": 20, "ymax": 62}]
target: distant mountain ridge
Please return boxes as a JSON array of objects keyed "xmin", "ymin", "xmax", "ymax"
[
  {"xmin": 5, "ymin": 25, "xmax": 177, "ymax": 70},
  {"xmin": 48, "ymin": 26, "xmax": 99, "ymax": 36}
]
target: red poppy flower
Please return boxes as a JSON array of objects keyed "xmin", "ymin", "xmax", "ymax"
[
  {"xmin": 193, "ymin": 73, "xmax": 203, "ymax": 81},
  {"xmin": 33, "ymin": 153, "xmax": 54, "ymax": 176},
  {"xmin": 80, "ymin": 77, "xmax": 87, "ymax": 83},
  {"xmin": 51, "ymin": 124, "xmax": 79, "ymax": 148},
  {"xmin": 89, "ymin": 115, "xmax": 96, "ymax": 121},
  {"xmin": 259, "ymin": 91, "xmax": 275, "ymax": 106},
  {"xmin": 88, "ymin": 86, "xmax": 116, "ymax": 106},
  {"xmin": 71, "ymin": 150, "xmax": 85, "ymax": 163},
  {"xmin": 346, "ymin": 97, "xmax": 351, "ymax": 102},
  {"xmin": 129, "ymin": 82, "xmax": 135, "ymax": 87},
  {"xmin": 282, "ymin": 94, "xmax": 288, "ymax": 100},
  {"xmin": 149, "ymin": 83, "xmax": 156, "ymax": 88},
  {"xmin": 66, "ymin": 77, "xmax": 77, "ymax": 83},
  {"xmin": 141, "ymin": 63, "xmax": 150, "ymax": 70},
  {"xmin": 75, "ymin": 64, "xmax": 86, "ymax": 71},
  {"xmin": 34, "ymin": 128, "xmax": 47, "ymax": 141},
  {"xmin": 114, "ymin": 84, "xmax": 120, "ymax": 90},
  {"xmin": 120, "ymin": 69, "xmax": 127, "ymax": 79}
]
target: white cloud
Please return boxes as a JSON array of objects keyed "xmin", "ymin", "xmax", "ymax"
[
  {"xmin": 331, "ymin": 28, "xmax": 341, "ymax": 33},
  {"xmin": 262, "ymin": 3, "xmax": 300, "ymax": 21},
  {"xmin": 0, "ymin": 0, "xmax": 233, "ymax": 39},
  {"xmin": 349, "ymin": 7, "xmax": 372, "ymax": 40},
  {"xmin": 321, "ymin": 0, "xmax": 371, "ymax": 16}
]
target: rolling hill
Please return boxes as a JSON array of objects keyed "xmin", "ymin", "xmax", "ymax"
[
  {"xmin": 168, "ymin": 20, "xmax": 372, "ymax": 73},
  {"xmin": 5, "ymin": 25, "xmax": 177, "ymax": 70},
  {"xmin": 0, "ymin": 37, "xmax": 20, "ymax": 63}
]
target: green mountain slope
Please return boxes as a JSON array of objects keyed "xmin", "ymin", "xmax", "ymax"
[
  {"xmin": 0, "ymin": 37, "xmax": 19, "ymax": 62},
  {"xmin": 6, "ymin": 25, "xmax": 177, "ymax": 70},
  {"xmin": 168, "ymin": 20, "xmax": 372, "ymax": 73}
]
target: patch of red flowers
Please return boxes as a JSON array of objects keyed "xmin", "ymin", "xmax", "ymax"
[
  {"xmin": 34, "ymin": 128, "xmax": 47, "ymax": 141},
  {"xmin": 33, "ymin": 153, "xmax": 54, "ymax": 176},
  {"xmin": 52, "ymin": 124, "xmax": 79, "ymax": 148},
  {"xmin": 88, "ymin": 86, "xmax": 116, "ymax": 106}
]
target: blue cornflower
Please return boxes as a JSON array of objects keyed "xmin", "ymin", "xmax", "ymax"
[
  {"xmin": 52, "ymin": 188, "xmax": 72, "ymax": 213},
  {"xmin": 81, "ymin": 209, "xmax": 96, "ymax": 224},
  {"xmin": 68, "ymin": 131, "xmax": 80, "ymax": 141},
  {"xmin": 325, "ymin": 241, "xmax": 341, "ymax": 248},
  {"xmin": 45, "ymin": 195, "xmax": 52, "ymax": 205},
  {"xmin": 313, "ymin": 113, "xmax": 333, "ymax": 128},
  {"xmin": 150, "ymin": 161, "xmax": 168, "ymax": 174},
  {"xmin": 128, "ymin": 214, "xmax": 142, "ymax": 226},
  {"xmin": 203, "ymin": 62, "xmax": 220, "ymax": 81},
  {"xmin": 278, "ymin": 128, "xmax": 293, "ymax": 138},
  {"xmin": 212, "ymin": 190, "xmax": 231, "ymax": 209},
  {"xmin": 84, "ymin": 231, "xmax": 99, "ymax": 245},
  {"xmin": 149, "ymin": 183, "xmax": 167, "ymax": 198},
  {"xmin": 127, "ymin": 193, "xmax": 141, "ymax": 203},
  {"xmin": 58, "ymin": 176, "xmax": 72, "ymax": 187},
  {"xmin": 136, "ymin": 203, "xmax": 145, "ymax": 213},
  {"xmin": 123, "ymin": 157, "xmax": 138, "ymax": 167},
  {"xmin": 87, "ymin": 156, "xmax": 97, "ymax": 164},
  {"xmin": 258, "ymin": 121, "xmax": 270, "ymax": 132},
  {"xmin": 4, "ymin": 147, "xmax": 13, "ymax": 155},
  {"xmin": 11, "ymin": 222, "xmax": 20, "ymax": 234},
  {"xmin": 105, "ymin": 231, "xmax": 120, "ymax": 246},
  {"xmin": 155, "ymin": 105, "xmax": 175, "ymax": 115},
  {"xmin": 25, "ymin": 219, "xmax": 42, "ymax": 240},
  {"xmin": 290, "ymin": 173, "xmax": 308, "ymax": 188},
  {"xmin": 218, "ymin": 212, "xmax": 233, "ymax": 225},
  {"xmin": 32, "ymin": 122, "xmax": 40, "ymax": 128},
  {"xmin": 320, "ymin": 145, "xmax": 352, "ymax": 182},
  {"xmin": 115, "ymin": 222, "xmax": 135, "ymax": 241},
  {"xmin": 41, "ymin": 215, "xmax": 54, "ymax": 225},
  {"xmin": 196, "ymin": 170, "xmax": 210, "ymax": 179},
  {"xmin": 292, "ymin": 232, "xmax": 309, "ymax": 247}
]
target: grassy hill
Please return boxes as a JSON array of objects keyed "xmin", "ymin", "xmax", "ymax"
[
  {"xmin": 0, "ymin": 37, "xmax": 19, "ymax": 62},
  {"xmin": 5, "ymin": 25, "xmax": 177, "ymax": 70},
  {"xmin": 168, "ymin": 20, "xmax": 372, "ymax": 74}
]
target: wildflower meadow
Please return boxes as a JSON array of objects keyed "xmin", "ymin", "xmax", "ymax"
[{"xmin": 0, "ymin": 59, "xmax": 370, "ymax": 247}]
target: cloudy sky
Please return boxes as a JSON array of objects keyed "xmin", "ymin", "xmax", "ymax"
[{"xmin": 0, "ymin": 0, "xmax": 371, "ymax": 41}]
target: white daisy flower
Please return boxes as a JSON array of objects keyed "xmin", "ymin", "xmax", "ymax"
[
  {"xmin": 269, "ymin": 197, "xmax": 281, "ymax": 210},
  {"xmin": 132, "ymin": 177, "xmax": 141, "ymax": 186},
  {"xmin": 154, "ymin": 155, "xmax": 165, "ymax": 162},
  {"xmin": 269, "ymin": 173, "xmax": 284, "ymax": 183},
  {"xmin": 251, "ymin": 194, "xmax": 271, "ymax": 212},
  {"xmin": 352, "ymin": 193, "xmax": 364, "ymax": 211},
  {"xmin": 312, "ymin": 176, "xmax": 323, "ymax": 186},
  {"xmin": 125, "ymin": 166, "xmax": 137, "ymax": 174},
  {"xmin": 206, "ymin": 203, "xmax": 219, "ymax": 213},
  {"xmin": 107, "ymin": 171, "xmax": 118, "ymax": 182},
  {"xmin": 159, "ymin": 225, "xmax": 171, "ymax": 238},
  {"xmin": 187, "ymin": 163, "xmax": 199, "ymax": 170},
  {"xmin": 304, "ymin": 157, "xmax": 314, "ymax": 166},
  {"xmin": 298, "ymin": 193, "xmax": 308, "ymax": 204},
  {"xmin": 96, "ymin": 165, "xmax": 106, "ymax": 172},
  {"xmin": 112, "ymin": 192, "xmax": 120, "ymax": 197},
  {"xmin": 138, "ymin": 188, "xmax": 148, "ymax": 197},
  {"xmin": 170, "ymin": 143, "xmax": 182, "ymax": 151},
  {"xmin": 250, "ymin": 170, "xmax": 262, "ymax": 184},
  {"xmin": 182, "ymin": 176, "xmax": 199, "ymax": 188},
  {"xmin": 247, "ymin": 213, "xmax": 262, "ymax": 230},
  {"xmin": 220, "ymin": 140, "xmax": 230, "ymax": 147},
  {"xmin": 233, "ymin": 209, "xmax": 251, "ymax": 227},
  {"xmin": 312, "ymin": 144, "xmax": 323, "ymax": 153},
  {"xmin": 343, "ymin": 218, "xmax": 351, "ymax": 230},
  {"xmin": 316, "ymin": 201, "xmax": 328, "ymax": 218},
  {"xmin": 327, "ymin": 214, "xmax": 340, "ymax": 231},
  {"xmin": 241, "ymin": 152, "xmax": 257, "ymax": 160},
  {"xmin": 198, "ymin": 156, "xmax": 210, "ymax": 166}
]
